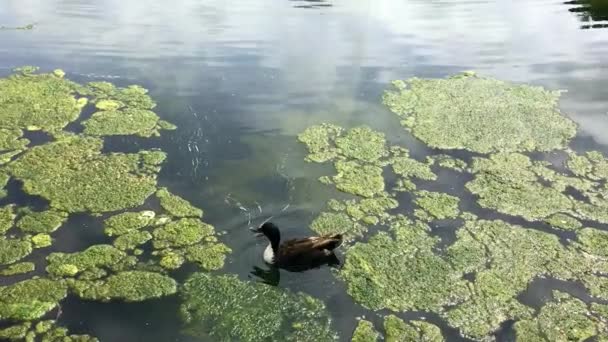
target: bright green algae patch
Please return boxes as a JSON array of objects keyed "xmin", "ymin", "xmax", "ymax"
[
  {"xmin": 7, "ymin": 135, "xmax": 159, "ymax": 213},
  {"xmin": 0, "ymin": 69, "xmax": 87, "ymax": 133},
  {"xmin": 103, "ymin": 210, "xmax": 155, "ymax": 236},
  {"xmin": 156, "ymin": 188, "xmax": 203, "ymax": 218},
  {"xmin": 351, "ymin": 320, "xmax": 379, "ymax": 342},
  {"xmin": 415, "ymin": 190, "xmax": 460, "ymax": 220},
  {"xmin": 152, "ymin": 218, "xmax": 214, "ymax": 249},
  {"xmin": 0, "ymin": 278, "xmax": 67, "ymax": 320},
  {"xmin": 340, "ymin": 216, "xmax": 468, "ymax": 312},
  {"xmin": 83, "ymin": 108, "xmax": 165, "ymax": 137},
  {"xmin": 382, "ymin": 72, "xmax": 577, "ymax": 153},
  {"xmin": 180, "ymin": 273, "xmax": 337, "ymax": 341},
  {"xmin": 69, "ymin": 271, "xmax": 177, "ymax": 302}
]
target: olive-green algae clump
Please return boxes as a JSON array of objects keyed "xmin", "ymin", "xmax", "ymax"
[
  {"xmin": 7, "ymin": 135, "xmax": 159, "ymax": 213},
  {"xmin": 415, "ymin": 190, "xmax": 460, "ymax": 220},
  {"xmin": 0, "ymin": 261, "xmax": 35, "ymax": 276},
  {"xmin": 156, "ymin": 188, "xmax": 203, "ymax": 218},
  {"xmin": 0, "ymin": 278, "xmax": 67, "ymax": 320},
  {"xmin": 46, "ymin": 244, "xmax": 136, "ymax": 278},
  {"xmin": 180, "ymin": 273, "xmax": 337, "ymax": 341},
  {"xmin": 16, "ymin": 209, "xmax": 68, "ymax": 233},
  {"xmin": 383, "ymin": 72, "xmax": 577, "ymax": 153},
  {"xmin": 351, "ymin": 320, "xmax": 379, "ymax": 342},
  {"xmin": 103, "ymin": 210, "xmax": 155, "ymax": 236},
  {"xmin": 0, "ymin": 204, "xmax": 16, "ymax": 234},
  {"xmin": 340, "ymin": 216, "xmax": 468, "ymax": 312},
  {"xmin": 0, "ymin": 237, "xmax": 32, "ymax": 265}
]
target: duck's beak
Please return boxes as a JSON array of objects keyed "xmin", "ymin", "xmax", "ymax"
[{"xmin": 249, "ymin": 226, "xmax": 263, "ymax": 237}]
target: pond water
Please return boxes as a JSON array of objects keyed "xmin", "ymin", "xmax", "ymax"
[{"xmin": 1, "ymin": 0, "xmax": 608, "ymax": 341}]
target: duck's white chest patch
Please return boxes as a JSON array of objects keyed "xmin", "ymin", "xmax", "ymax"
[{"xmin": 263, "ymin": 244, "xmax": 275, "ymax": 264}]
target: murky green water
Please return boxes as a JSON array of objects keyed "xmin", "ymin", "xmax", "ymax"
[{"xmin": 1, "ymin": 0, "xmax": 608, "ymax": 341}]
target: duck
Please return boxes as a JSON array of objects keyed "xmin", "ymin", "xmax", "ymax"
[{"xmin": 250, "ymin": 222, "xmax": 343, "ymax": 272}]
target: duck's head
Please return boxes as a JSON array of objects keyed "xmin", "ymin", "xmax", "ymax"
[{"xmin": 250, "ymin": 222, "xmax": 281, "ymax": 244}]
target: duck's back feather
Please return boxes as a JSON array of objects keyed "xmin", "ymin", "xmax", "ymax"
[{"xmin": 275, "ymin": 234, "xmax": 343, "ymax": 271}]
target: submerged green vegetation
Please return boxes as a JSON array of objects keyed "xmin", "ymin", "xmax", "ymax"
[{"xmin": 180, "ymin": 273, "xmax": 337, "ymax": 341}]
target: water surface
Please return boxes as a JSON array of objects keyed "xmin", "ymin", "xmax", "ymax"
[{"xmin": 1, "ymin": 0, "xmax": 608, "ymax": 341}]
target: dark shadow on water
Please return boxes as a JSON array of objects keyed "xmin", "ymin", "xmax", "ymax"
[
  {"xmin": 0, "ymin": 178, "xmax": 48, "ymax": 210},
  {"xmin": 564, "ymin": 0, "xmax": 608, "ymax": 28},
  {"xmin": 289, "ymin": 0, "xmax": 333, "ymax": 9},
  {"xmin": 59, "ymin": 294, "xmax": 194, "ymax": 342}
]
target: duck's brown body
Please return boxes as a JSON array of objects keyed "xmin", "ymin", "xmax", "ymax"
[
  {"xmin": 252, "ymin": 222, "xmax": 342, "ymax": 272},
  {"xmin": 274, "ymin": 235, "xmax": 342, "ymax": 271}
]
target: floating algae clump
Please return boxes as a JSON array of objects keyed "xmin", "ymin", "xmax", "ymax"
[
  {"xmin": 156, "ymin": 188, "xmax": 203, "ymax": 218},
  {"xmin": 0, "ymin": 127, "xmax": 29, "ymax": 151},
  {"xmin": 152, "ymin": 218, "xmax": 213, "ymax": 249},
  {"xmin": 113, "ymin": 230, "xmax": 152, "ymax": 251},
  {"xmin": 577, "ymin": 227, "xmax": 608, "ymax": 257},
  {"xmin": 431, "ymin": 154, "xmax": 467, "ymax": 172},
  {"xmin": 0, "ymin": 278, "xmax": 67, "ymax": 320},
  {"xmin": 340, "ymin": 217, "xmax": 468, "ymax": 312},
  {"xmin": 0, "ymin": 69, "xmax": 87, "ymax": 132},
  {"xmin": 351, "ymin": 320, "xmax": 379, "ymax": 342},
  {"xmin": 180, "ymin": 273, "xmax": 337, "ymax": 341},
  {"xmin": 382, "ymin": 73, "xmax": 577, "ymax": 153},
  {"xmin": 104, "ymin": 210, "xmax": 155, "ymax": 236},
  {"xmin": 87, "ymin": 82, "xmax": 155, "ymax": 110},
  {"xmin": 0, "ymin": 204, "xmax": 15, "ymax": 234},
  {"xmin": 46, "ymin": 244, "xmax": 136, "ymax": 278},
  {"xmin": 298, "ymin": 123, "xmax": 343, "ymax": 163},
  {"xmin": 466, "ymin": 153, "xmax": 572, "ymax": 221},
  {"xmin": 0, "ymin": 322, "xmax": 31, "ymax": 340},
  {"xmin": 69, "ymin": 271, "xmax": 177, "ymax": 302},
  {"xmin": 82, "ymin": 108, "xmax": 164, "ymax": 137},
  {"xmin": 0, "ymin": 238, "xmax": 32, "ymax": 265},
  {"xmin": 334, "ymin": 126, "xmax": 388, "ymax": 164},
  {"xmin": 415, "ymin": 190, "xmax": 460, "ymax": 220},
  {"xmin": 16, "ymin": 209, "xmax": 67, "ymax": 233},
  {"xmin": 31, "ymin": 233, "xmax": 52, "ymax": 248},
  {"xmin": 183, "ymin": 243, "xmax": 232, "ymax": 271},
  {"xmin": 384, "ymin": 315, "xmax": 444, "ymax": 342},
  {"xmin": 514, "ymin": 291, "xmax": 606, "ymax": 341},
  {"xmin": 441, "ymin": 219, "xmax": 608, "ymax": 339},
  {"xmin": 389, "ymin": 147, "xmax": 436, "ymax": 181},
  {"xmin": 333, "ymin": 161, "xmax": 385, "ymax": 198},
  {"xmin": 0, "ymin": 261, "xmax": 35, "ymax": 276},
  {"xmin": 545, "ymin": 213, "xmax": 582, "ymax": 230},
  {"xmin": 310, "ymin": 212, "xmax": 364, "ymax": 240},
  {"xmin": 8, "ymin": 135, "xmax": 158, "ymax": 213}
]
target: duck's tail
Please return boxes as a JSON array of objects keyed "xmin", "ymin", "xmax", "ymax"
[{"xmin": 325, "ymin": 234, "xmax": 343, "ymax": 250}]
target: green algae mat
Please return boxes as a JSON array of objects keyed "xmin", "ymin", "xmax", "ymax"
[
  {"xmin": 299, "ymin": 72, "xmax": 608, "ymax": 341},
  {"xmin": 3, "ymin": 68, "xmax": 608, "ymax": 341}
]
